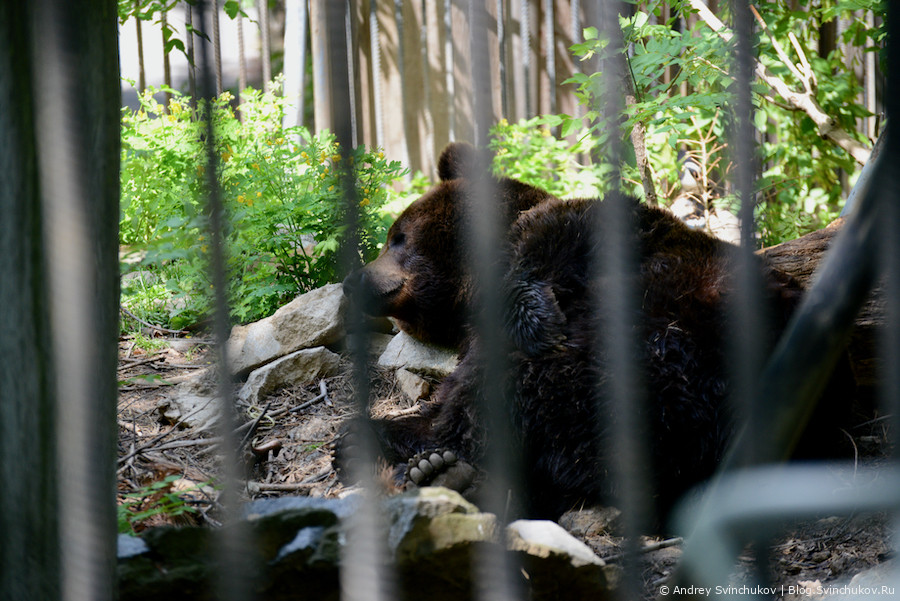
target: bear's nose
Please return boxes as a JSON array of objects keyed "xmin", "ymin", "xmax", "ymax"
[{"xmin": 342, "ymin": 270, "xmax": 365, "ymax": 298}]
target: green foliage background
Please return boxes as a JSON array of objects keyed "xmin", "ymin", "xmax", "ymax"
[
  {"xmin": 489, "ymin": 0, "xmax": 883, "ymax": 246},
  {"xmin": 120, "ymin": 83, "xmax": 405, "ymax": 329}
]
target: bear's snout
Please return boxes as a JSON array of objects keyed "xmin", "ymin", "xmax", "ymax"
[
  {"xmin": 341, "ymin": 269, "xmax": 364, "ymax": 298},
  {"xmin": 342, "ymin": 265, "xmax": 406, "ymax": 318}
]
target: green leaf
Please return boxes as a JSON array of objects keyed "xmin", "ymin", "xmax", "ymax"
[{"xmin": 223, "ymin": 0, "xmax": 241, "ymax": 19}]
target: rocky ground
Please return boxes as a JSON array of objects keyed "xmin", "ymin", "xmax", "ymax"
[{"xmin": 116, "ymin": 310, "xmax": 895, "ymax": 600}]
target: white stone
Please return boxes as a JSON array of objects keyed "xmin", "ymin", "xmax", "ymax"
[
  {"xmin": 238, "ymin": 347, "xmax": 341, "ymax": 406},
  {"xmin": 227, "ymin": 283, "xmax": 346, "ymax": 376},
  {"xmin": 377, "ymin": 331, "xmax": 458, "ymax": 377}
]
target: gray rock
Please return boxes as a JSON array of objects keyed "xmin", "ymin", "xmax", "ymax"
[
  {"xmin": 117, "ymin": 534, "xmax": 149, "ymax": 559},
  {"xmin": 157, "ymin": 392, "xmax": 222, "ymax": 432},
  {"xmin": 117, "ymin": 490, "xmax": 618, "ymax": 601},
  {"xmin": 237, "ymin": 347, "xmax": 341, "ymax": 405},
  {"xmin": 507, "ymin": 519, "xmax": 618, "ymax": 600},
  {"xmin": 395, "ymin": 367, "xmax": 431, "ymax": 402},
  {"xmin": 385, "ymin": 487, "xmax": 499, "ymax": 601},
  {"xmin": 377, "ymin": 331, "xmax": 458, "ymax": 378},
  {"xmin": 227, "ymin": 283, "xmax": 346, "ymax": 377}
]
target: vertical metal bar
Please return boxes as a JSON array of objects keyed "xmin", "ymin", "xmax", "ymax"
[
  {"xmin": 879, "ymin": 0, "xmax": 900, "ymax": 561},
  {"xmin": 584, "ymin": 1, "xmax": 649, "ymax": 599},
  {"xmin": 464, "ymin": 3, "xmax": 522, "ymax": 600},
  {"xmin": 329, "ymin": 1, "xmax": 396, "ymax": 599},
  {"xmin": 194, "ymin": 2, "xmax": 250, "ymax": 600},
  {"xmin": 30, "ymin": 1, "xmax": 120, "ymax": 599},
  {"xmin": 728, "ymin": 0, "xmax": 766, "ymax": 466},
  {"xmin": 211, "ymin": 0, "xmax": 223, "ymax": 94}
]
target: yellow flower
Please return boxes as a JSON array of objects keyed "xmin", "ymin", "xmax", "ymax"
[
  {"xmin": 237, "ymin": 194, "xmax": 246, "ymax": 204},
  {"xmin": 256, "ymin": 191, "xmax": 262, "ymax": 197},
  {"xmin": 360, "ymin": 197, "xmax": 370, "ymax": 207},
  {"xmin": 300, "ymin": 151, "xmax": 309, "ymax": 159},
  {"xmin": 328, "ymin": 185, "xmax": 334, "ymax": 191},
  {"xmin": 252, "ymin": 163, "xmax": 260, "ymax": 171},
  {"xmin": 276, "ymin": 137, "xmax": 284, "ymax": 145},
  {"xmin": 498, "ymin": 117, "xmax": 509, "ymax": 127},
  {"xmin": 332, "ymin": 154, "xmax": 341, "ymax": 162},
  {"xmin": 377, "ymin": 151, "xmax": 384, "ymax": 160},
  {"xmin": 170, "ymin": 101, "xmax": 182, "ymax": 114}
]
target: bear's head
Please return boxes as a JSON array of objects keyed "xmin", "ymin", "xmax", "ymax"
[{"xmin": 342, "ymin": 142, "xmax": 554, "ymax": 348}]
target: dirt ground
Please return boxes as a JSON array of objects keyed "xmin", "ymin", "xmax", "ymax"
[{"xmin": 116, "ymin": 334, "xmax": 894, "ymax": 599}]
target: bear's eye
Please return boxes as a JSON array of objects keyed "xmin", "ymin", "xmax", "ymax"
[{"xmin": 389, "ymin": 232, "xmax": 406, "ymax": 248}]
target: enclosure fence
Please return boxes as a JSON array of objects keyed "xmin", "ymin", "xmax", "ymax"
[{"xmin": 3, "ymin": 0, "xmax": 899, "ymax": 600}]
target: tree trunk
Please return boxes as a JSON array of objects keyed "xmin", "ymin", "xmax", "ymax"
[
  {"xmin": 761, "ymin": 219, "xmax": 883, "ymax": 387},
  {"xmin": 0, "ymin": 1, "xmax": 120, "ymax": 599}
]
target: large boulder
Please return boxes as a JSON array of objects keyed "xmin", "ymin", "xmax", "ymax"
[
  {"xmin": 237, "ymin": 346, "xmax": 341, "ymax": 406},
  {"xmin": 227, "ymin": 283, "xmax": 346, "ymax": 377},
  {"xmin": 377, "ymin": 331, "xmax": 458, "ymax": 378}
]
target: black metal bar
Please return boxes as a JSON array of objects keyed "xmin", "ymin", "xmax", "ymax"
[{"xmin": 193, "ymin": 1, "xmax": 253, "ymax": 600}]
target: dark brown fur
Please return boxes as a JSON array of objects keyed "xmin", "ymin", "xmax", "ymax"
[{"xmin": 336, "ymin": 143, "xmax": 839, "ymax": 523}]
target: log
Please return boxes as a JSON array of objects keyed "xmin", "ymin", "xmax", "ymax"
[{"xmin": 760, "ymin": 218, "xmax": 884, "ymax": 387}]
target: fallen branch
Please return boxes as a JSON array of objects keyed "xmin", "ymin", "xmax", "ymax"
[
  {"xmin": 120, "ymin": 305, "xmax": 189, "ymax": 335},
  {"xmin": 602, "ymin": 537, "xmax": 684, "ymax": 563},
  {"xmin": 245, "ymin": 481, "xmax": 317, "ymax": 493},
  {"xmin": 233, "ymin": 380, "xmax": 330, "ymax": 434},
  {"xmin": 116, "ymin": 397, "xmax": 219, "ymax": 465},
  {"xmin": 238, "ymin": 400, "xmax": 273, "ymax": 450},
  {"xmin": 154, "ymin": 437, "xmax": 222, "ymax": 452}
]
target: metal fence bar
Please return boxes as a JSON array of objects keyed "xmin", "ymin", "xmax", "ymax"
[
  {"xmin": 29, "ymin": 1, "xmax": 121, "ymax": 600},
  {"xmin": 583, "ymin": 2, "xmax": 654, "ymax": 600},
  {"xmin": 193, "ymin": 2, "xmax": 254, "ymax": 600},
  {"xmin": 465, "ymin": 4, "xmax": 525, "ymax": 600},
  {"xmin": 329, "ymin": 2, "xmax": 397, "ymax": 599}
]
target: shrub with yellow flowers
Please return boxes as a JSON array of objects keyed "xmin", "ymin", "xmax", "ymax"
[{"xmin": 120, "ymin": 83, "xmax": 405, "ymax": 329}]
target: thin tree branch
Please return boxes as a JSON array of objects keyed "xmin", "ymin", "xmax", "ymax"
[{"xmin": 688, "ymin": 0, "xmax": 871, "ymax": 166}]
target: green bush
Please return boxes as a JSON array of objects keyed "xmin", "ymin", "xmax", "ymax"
[
  {"xmin": 120, "ymin": 83, "xmax": 405, "ymax": 329},
  {"xmin": 526, "ymin": 1, "xmax": 882, "ymax": 247}
]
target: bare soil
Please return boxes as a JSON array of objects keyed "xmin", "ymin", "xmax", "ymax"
[{"xmin": 116, "ymin": 334, "xmax": 894, "ymax": 599}]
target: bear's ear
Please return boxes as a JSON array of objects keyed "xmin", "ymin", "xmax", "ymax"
[
  {"xmin": 504, "ymin": 279, "xmax": 566, "ymax": 356},
  {"xmin": 438, "ymin": 142, "xmax": 493, "ymax": 181}
]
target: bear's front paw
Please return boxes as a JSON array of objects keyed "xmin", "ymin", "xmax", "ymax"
[{"xmin": 405, "ymin": 449, "xmax": 479, "ymax": 495}]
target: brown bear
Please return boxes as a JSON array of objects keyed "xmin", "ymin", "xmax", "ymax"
[{"xmin": 335, "ymin": 142, "xmax": 830, "ymax": 523}]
